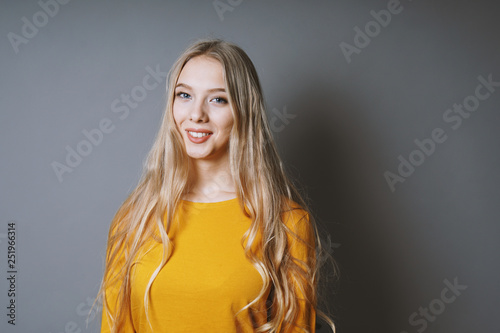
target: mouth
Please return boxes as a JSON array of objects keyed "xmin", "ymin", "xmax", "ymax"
[
  {"xmin": 186, "ymin": 130, "xmax": 212, "ymax": 138},
  {"xmin": 185, "ymin": 129, "xmax": 213, "ymax": 143}
]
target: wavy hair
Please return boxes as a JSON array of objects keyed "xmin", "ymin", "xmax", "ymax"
[{"xmin": 93, "ymin": 38, "xmax": 337, "ymax": 333}]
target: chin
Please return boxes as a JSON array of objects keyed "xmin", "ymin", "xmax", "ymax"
[{"xmin": 186, "ymin": 151, "xmax": 210, "ymax": 159}]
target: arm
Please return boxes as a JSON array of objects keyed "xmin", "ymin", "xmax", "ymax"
[
  {"xmin": 100, "ymin": 232, "xmax": 135, "ymax": 333},
  {"xmin": 284, "ymin": 209, "xmax": 317, "ymax": 333}
]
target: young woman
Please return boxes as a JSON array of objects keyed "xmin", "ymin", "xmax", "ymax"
[{"xmin": 96, "ymin": 38, "xmax": 336, "ymax": 332}]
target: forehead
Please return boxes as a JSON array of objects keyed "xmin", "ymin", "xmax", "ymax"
[{"xmin": 177, "ymin": 56, "xmax": 225, "ymax": 88}]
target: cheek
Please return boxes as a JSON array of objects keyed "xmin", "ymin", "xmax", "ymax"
[
  {"xmin": 221, "ymin": 111, "xmax": 234, "ymax": 132},
  {"xmin": 172, "ymin": 105, "xmax": 182, "ymax": 126},
  {"xmin": 218, "ymin": 120, "xmax": 233, "ymax": 137},
  {"xmin": 172, "ymin": 114, "xmax": 185, "ymax": 138}
]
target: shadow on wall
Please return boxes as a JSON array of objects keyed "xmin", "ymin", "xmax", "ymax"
[{"xmin": 277, "ymin": 77, "xmax": 409, "ymax": 333}]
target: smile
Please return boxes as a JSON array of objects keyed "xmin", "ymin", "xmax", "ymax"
[
  {"xmin": 187, "ymin": 131, "xmax": 211, "ymax": 137},
  {"xmin": 186, "ymin": 130, "xmax": 213, "ymax": 143}
]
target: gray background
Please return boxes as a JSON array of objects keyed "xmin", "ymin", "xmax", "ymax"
[{"xmin": 1, "ymin": 0, "xmax": 498, "ymax": 332}]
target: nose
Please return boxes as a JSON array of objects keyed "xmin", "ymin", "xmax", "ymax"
[{"xmin": 189, "ymin": 99, "xmax": 208, "ymax": 122}]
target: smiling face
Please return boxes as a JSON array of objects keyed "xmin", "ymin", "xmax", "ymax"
[{"xmin": 173, "ymin": 56, "xmax": 234, "ymax": 161}]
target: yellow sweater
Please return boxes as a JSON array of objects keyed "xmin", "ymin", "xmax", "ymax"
[{"xmin": 101, "ymin": 197, "xmax": 316, "ymax": 332}]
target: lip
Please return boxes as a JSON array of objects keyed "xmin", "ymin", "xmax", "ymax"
[
  {"xmin": 185, "ymin": 128, "xmax": 213, "ymax": 144},
  {"xmin": 185, "ymin": 128, "xmax": 213, "ymax": 134}
]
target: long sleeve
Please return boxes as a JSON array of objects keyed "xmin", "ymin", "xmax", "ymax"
[
  {"xmin": 99, "ymin": 199, "xmax": 317, "ymax": 332},
  {"xmin": 100, "ymin": 233, "xmax": 135, "ymax": 333},
  {"xmin": 284, "ymin": 208, "xmax": 317, "ymax": 333}
]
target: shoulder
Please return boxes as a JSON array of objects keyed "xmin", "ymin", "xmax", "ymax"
[
  {"xmin": 281, "ymin": 198, "xmax": 310, "ymax": 226},
  {"xmin": 280, "ymin": 199, "xmax": 316, "ymax": 274},
  {"xmin": 281, "ymin": 198, "xmax": 314, "ymax": 245}
]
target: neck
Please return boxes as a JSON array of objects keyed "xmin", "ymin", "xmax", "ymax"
[{"xmin": 185, "ymin": 154, "xmax": 236, "ymax": 201}]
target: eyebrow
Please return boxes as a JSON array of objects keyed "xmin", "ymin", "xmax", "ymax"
[{"xmin": 175, "ymin": 83, "xmax": 226, "ymax": 93}]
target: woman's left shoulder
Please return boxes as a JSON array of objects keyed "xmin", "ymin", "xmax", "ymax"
[
  {"xmin": 281, "ymin": 198, "xmax": 312, "ymax": 234},
  {"xmin": 282, "ymin": 197, "xmax": 309, "ymax": 215}
]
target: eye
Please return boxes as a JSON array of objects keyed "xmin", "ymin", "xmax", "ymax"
[
  {"xmin": 176, "ymin": 92, "xmax": 191, "ymax": 99},
  {"xmin": 211, "ymin": 96, "xmax": 228, "ymax": 104}
]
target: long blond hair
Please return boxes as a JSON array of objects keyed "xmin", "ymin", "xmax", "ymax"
[{"xmin": 94, "ymin": 38, "xmax": 337, "ymax": 332}]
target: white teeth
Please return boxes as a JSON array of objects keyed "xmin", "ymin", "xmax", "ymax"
[{"xmin": 188, "ymin": 131, "xmax": 211, "ymax": 138}]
